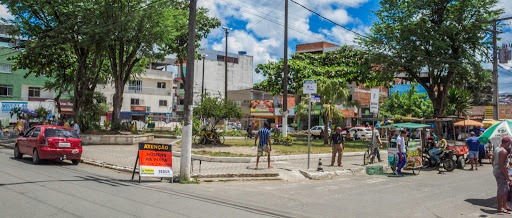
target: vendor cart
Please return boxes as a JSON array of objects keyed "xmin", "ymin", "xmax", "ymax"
[{"xmin": 387, "ymin": 123, "xmax": 430, "ymax": 175}]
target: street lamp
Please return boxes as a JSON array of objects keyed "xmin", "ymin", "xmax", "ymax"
[{"xmin": 222, "ymin": 26, "xmax": 232, "ymax": 100}]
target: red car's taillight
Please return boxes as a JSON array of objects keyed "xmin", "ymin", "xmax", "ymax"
[{"xmin": 40, "ymin": 137, "xmax": 48, "ymax": 146}]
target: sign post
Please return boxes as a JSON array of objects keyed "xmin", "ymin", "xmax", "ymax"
[
  {"xmin": 370, "ymin": 89, "xmax": 380, "ymax": 144},
  {"xmin": 303, "ymin": 80, "xmax": 317, "ymax": 169},
  {"xmin": 131, "ymin": 142, "xmax": 173, "ymax": 183}
]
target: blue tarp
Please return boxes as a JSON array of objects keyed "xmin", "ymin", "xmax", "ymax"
[{"xmin": 389, "ymin": 84, "xmax": 427, "ymax": 96}]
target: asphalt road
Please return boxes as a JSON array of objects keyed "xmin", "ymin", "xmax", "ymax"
[{"xmin": 0, "ymin": 147, "xmax": 508, "ymax": 218}]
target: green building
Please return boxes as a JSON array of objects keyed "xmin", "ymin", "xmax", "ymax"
[{"xmin": 0, "ymin": 48, "xmax": 57, "ymax": 123}]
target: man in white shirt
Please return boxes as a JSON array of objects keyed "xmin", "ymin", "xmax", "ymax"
[{"xmin": 395, "ymin": 130, "xmax": 407, "ymax": 176}]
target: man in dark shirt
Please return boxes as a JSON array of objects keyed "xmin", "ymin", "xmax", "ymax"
[
  {"xmin": 330, "ymin": 127, "xmax": 344, "ymax": 167},
  {"xmin": 466, "ymin": 132, "xmax": 480, "ymax": 171}
]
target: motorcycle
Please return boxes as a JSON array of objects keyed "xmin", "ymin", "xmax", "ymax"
[{"xmin": 422, "ymin": 149, "xmax": 456, "ymax": 172}]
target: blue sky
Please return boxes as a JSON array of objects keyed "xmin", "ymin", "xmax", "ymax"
[
  {"xmin": 1, "ymin": 1, "xmax": 511, "ymax": 91},
  {"xmin": 198, "ymin": 0, "xmax": 512, "ymax": 90}
]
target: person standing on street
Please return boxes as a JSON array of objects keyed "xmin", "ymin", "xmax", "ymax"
[
  {"xmin": 372, "ymin": 127, "xmax": 382, "ymax": 162},
  {"xmin": 395, "ymin": 130, "xmax": 407, "ymax": 176},
  {"xmin": 254, "ymin": 122, "xmax": 272, "ymax": 169},
  {"xmin": 466, "ymin": 132, "xmax": 480, "ymax": 170},
  {"xmin": 492, "ymin": 137, "xmax": 512, "ymax": 214},
  {"xmin": 330, "ymin": 127, "xmax": 344, "ymax": 167}
]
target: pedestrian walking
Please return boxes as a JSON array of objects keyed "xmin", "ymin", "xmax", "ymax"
[
  {"xmin": 492, "ymin": 137, "xmax": 512, "ymax": 214},
  {"xmin": 63, "ymin": 118, "xmax": 70, "ymax": 128},
  {"xmin": 330, "ymin": 127, "xmax": 344, "ymax": 167},
  {"xmin": 395, "ymin": 130, "xmax": 407, "ymax": 176},
  {"xmin": 372, "ymin": 127, "xmax": 382, "ymax": 162},
  {"xmin": 466, "ymin": 132, "xmax": 480, "ymax": 170},
  {"xmin": 254, "ymin": 122, "xmax": 272, "ymax": 169}
]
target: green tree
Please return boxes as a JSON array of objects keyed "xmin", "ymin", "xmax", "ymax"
[
  {"xmin": 161, "ymin": 0, "xmax": 220, "ymax": 84},
  {"xmin": 255, "ymin": 46, "xmax": 391, "ymax": 96},
  {"xmin": 102, "ymin": 0, "xmax": 185, "ymax": 130},
  {"xmin": 451, "ymin": 68, "xmax": 492, "ymax": 106},
  {"xmin": 3, "ymin": 0, "xmax": 110, "ymax": 131},
  {"xmin": 379, "ymin": 84, "xmax": 433, "ymax": 118},
  {"xmin": 317, "ymin": 78, "xmax": 351, "ymax": 144},
  {"xmin": 444, "ymin": 88, "xmax": 472, "ymax": 117},
  {"xmin": 360, "ymin": 0, "xmax": 503, "ymax": 118},
  {"xmin": 193, "ymin": 94, "xmax": 243, "ymax": 130}
]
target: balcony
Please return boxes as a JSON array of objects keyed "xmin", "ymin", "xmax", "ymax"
[{"xmin": 125, "ymin": 87, "xmax": 172, "ymax": 96}]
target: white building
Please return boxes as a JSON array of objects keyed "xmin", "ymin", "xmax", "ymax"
[
  {"xmin": 173, "ymin": 49, "xmax": 254, "ymax": 116},
  {"xmin": 193, "ymin": 50, "xmax": 253, "ymax": 97},
  {"xmin": 98, "ymin": 59, "xmax": 177, "ymax": 122}
]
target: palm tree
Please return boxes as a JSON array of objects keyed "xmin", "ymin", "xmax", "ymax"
[
  {"xmin": 445, "ymin": 88, "xmax": 472, "ymax": 118},
  {"xmin": 317, "ymin": 78, "xmax": 352, "ymax": 144}
]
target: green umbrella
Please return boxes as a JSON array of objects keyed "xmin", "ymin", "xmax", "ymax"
[
  {"xmin": 479, "ymin": 120, "xmax": 512, "ymax": 144},
  {"xmin": 392, "ymin": 122, "xmax": 430, "ymax": 129}
]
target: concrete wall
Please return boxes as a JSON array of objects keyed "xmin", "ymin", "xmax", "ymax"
[{"xmin": 81, "ymin": 134, "xmax": 155, "ymax": 145}]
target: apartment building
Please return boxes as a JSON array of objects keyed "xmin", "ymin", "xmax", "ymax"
[
  {"xmin": 98, "ymin": 59, "xmax": 177, "ymax": 122},
  {"xmin": 0, "ymin": 48, "xmax": 58, "ymax": 123}
]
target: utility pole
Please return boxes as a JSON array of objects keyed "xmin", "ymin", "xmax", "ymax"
[
  {"xmin": 223, "ymin": 27, "xmax": 231, "ymax": 100},
  {"xmin": 489, "ymin": 16, "xmax": 512, "ymax": 120},
  {"xmin": 180, "ymin": 0, "xmax": 197, "ymax": 181},
  {"xmin": 201, "ymin": 53, "xmax": 207, "ymax": 104},
  {"xmin": 492, "ymin": 21, "xmax": 499, "ymax": 120},
  {"xmin": 282, "ymin": 0, "xmax": 289, "ymax": 137}
]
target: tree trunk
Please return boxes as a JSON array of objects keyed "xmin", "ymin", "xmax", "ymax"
[{"xmin": 111, "ymin": 81, "xmax": 124, "ymax": 131}]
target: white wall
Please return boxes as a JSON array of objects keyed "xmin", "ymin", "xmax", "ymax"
[{"xmin": 192, "ymin": 54, "xmax": 253, "ymax": 98}]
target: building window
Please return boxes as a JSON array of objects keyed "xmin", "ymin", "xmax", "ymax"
[
  {"xmin": 178, "ymin": 83, "xmax": 184, "ymax": 89},
  {"xmin": 28, "ymin": 87, "xmax": 41, "ymax": 97},
  {"xmin": 0, "ymin": 84, "xmax": 13, "ymax": 96},
  {"xmin": 0, "ymin": 64, "xmax": 12, "ymax": 73},
  {"xmin": 157, "ymin": 82, "xmax": 166, "ymax": 89},
  {"xmin": 128, "ymin": 80, "xmax": 142, "ymax": 93},
  {"xmin": 216, "ymin": 55, "xmax": 239, "ymax": 64},
  {"xmin": 130, "ymin": 98, "xmax": 140, "ymax": 105},
  {"xmin": 159, "ymin": 100, "xmax": 167, "ymax": 106}
]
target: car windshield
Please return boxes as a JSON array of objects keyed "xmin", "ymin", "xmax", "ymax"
[{"xmin": 45, "ymin": 128, "xmax": 80, "ymax": 138}]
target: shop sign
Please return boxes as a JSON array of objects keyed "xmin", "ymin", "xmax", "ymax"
[
  {"xmin": 131, "ymin": 106, "xmax": 147, "ymax": 112},
  {"xmin": 1, "ymin": 102, "xmax": 28, "ymax": 112},
  {"xmin": 250, "ymin": 100, "xmax": 274, "ymax": 116}
]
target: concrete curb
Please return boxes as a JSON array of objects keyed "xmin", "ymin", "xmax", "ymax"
[{"xmin": 299, "ymin": 168, "xmax": 366, "ymax": 180}]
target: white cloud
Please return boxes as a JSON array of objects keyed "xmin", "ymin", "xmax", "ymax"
[{"xmin": 0, "ymin": 5, "xmax": 13, "ymax": 20}]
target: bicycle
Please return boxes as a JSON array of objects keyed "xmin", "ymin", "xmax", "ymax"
[{"xmin": 193, "ymin": 128, "xmax": 225, "ymax": 145}]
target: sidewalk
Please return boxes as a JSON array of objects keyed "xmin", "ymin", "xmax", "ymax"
[{"xmin": 0, "ymin": 137, "xmax": 389, "ymax": 181}]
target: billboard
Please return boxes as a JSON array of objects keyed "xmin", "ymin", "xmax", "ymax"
[
  {"xmin": 250, "ymin": 100, "xmax": 274, "ymax": 116},
  {"xmin": 485, "ymin": 105, "xmax": 512, "ymax": 119}
]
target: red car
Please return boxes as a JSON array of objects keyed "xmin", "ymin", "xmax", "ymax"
[{"xmin": 14, "ymin": 125, "xmax": 82, "ymax": 165}]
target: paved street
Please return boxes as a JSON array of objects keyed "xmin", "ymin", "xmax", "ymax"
[{"xmin": 0, "ymin": 146, "xmax": 509, "ymax": 217}]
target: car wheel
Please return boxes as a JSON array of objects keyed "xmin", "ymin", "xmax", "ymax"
[
  {"xmin": 72, "ymin": 160, "xmax": 80, "ymax": 165},
  {"xmin": 32, "ymin": 149, "xmax": 40, "ymax": 164},
  {"xmin": 14, "ymin": 145, "xmax": 23, "ymax": 159}
]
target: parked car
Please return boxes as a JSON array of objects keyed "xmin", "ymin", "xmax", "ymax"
[
  {"xmin": 277, "ymin": 125, "xmax": 295, "ymax": 132},
  {"xmin": 340, "ymin": 126, "xmax": 353, "ymax": 135},
  {"xmin": 309, "ymin": 126, "xmax": 331, "ymax": 139},
  {"xmin": 14, "ymin": 125, "xmax": 82, "ymax": 165},
  {"xmin": 348, "ymin": 127, "xmax": 372, "ymax": 140}
]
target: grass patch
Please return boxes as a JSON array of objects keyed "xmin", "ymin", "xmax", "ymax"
[
  {"xmin": 192, "ymin": 150, "xmax": 254, "ymax": 157},
  {"xmin": 224, "ymin": 139, "xmax": 369, "ymax": 155}
]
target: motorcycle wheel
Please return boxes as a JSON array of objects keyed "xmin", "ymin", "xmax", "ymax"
[
  {"xmin": 422, "ymin": 156, "xmax": 431, "ymax": 167},
  {"xmin": 456, "ymin": 156, "xmax": 465, "ymax": 169},
  {"xmin": 443, "ymin": 160, "xmax": 456, "ymax": 172}
]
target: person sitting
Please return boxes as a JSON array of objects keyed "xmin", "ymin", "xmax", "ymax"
[{"xmin": 429, "ymin": 135, "xmax": 448, "ymax": 168}]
